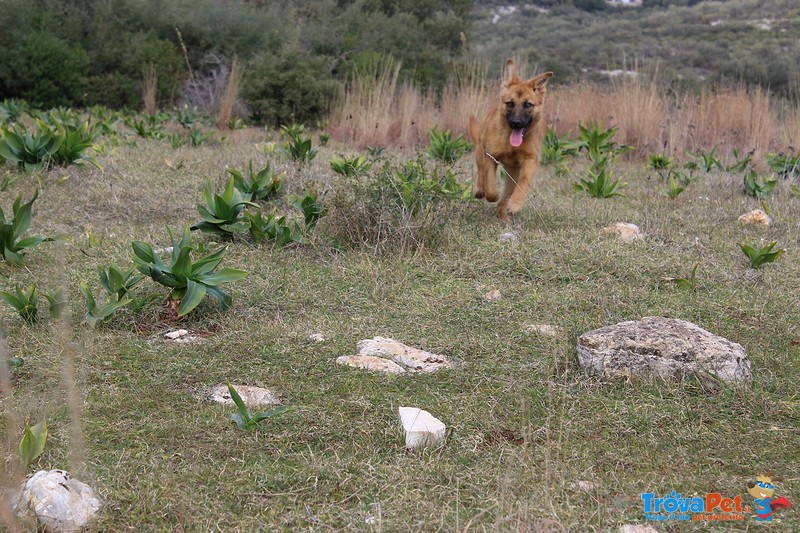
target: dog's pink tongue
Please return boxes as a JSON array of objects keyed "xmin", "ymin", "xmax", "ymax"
[{"xmin": 510, "ymin": 129, "xmax": 524, "ymax": 147}]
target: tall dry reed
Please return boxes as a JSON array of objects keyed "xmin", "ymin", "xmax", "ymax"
[
  {"xmin": 329, "ymin": 62, "xmax": 800, "ymax": 162},
  {"xmin": 216, "ymin": 56, "xmax": 243, "ymax": 130},
  {"xmin": 142, "ymin": 64, "xmax": 157, "ymax": 116}
]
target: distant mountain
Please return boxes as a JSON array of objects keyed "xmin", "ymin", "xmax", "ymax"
[{"xmin": 466, "ymin": 0, "xmax": 800, "ymax": 95}]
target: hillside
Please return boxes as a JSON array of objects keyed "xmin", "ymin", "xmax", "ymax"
[{"xmin": 468, "ymin": 0, "xmax": 800, "ymax": 95}]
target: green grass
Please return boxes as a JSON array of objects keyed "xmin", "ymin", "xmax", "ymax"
[{"xmin": 1, "ymin": 129, "xmax": 799, "ymax": 530}]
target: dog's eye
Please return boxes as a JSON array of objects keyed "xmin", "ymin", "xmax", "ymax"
[
  {"xmin": 505, "ymin": 102, "xmax": 514, "ymax": 109},
  {"xmin": 524, "ymin": 102, "xmax": 534, "ymax": 109}
]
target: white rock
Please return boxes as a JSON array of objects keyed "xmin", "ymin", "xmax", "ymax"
[
  {"xmin": 620, "ymin": 525, "xmax": 660, "ymax": 533},
  {"xmin": 398, "ymin": 407, "xmax": 446, "ymax": 450},
  {"xmin": 14, "ymin": 470, "xmax": 101, "ymax": 532},
  {"xmin": 357, "ymin": 337, "xmax": 452, "ymax": 372},
  {"xmin": 524, "ymin": 323, "xmax": 560, "ymax": 337},
  {"xmin": 484, "ymin": 289, "xmax": 502, "ymax": 301},
  {"xmin": 164, "ymin": 329, "xmax": 188, "ymax": 340},
  {"xmin": 309, "ymin": 333, "xmax": 326, "ymax": 342},
  {"xmin": 570, "ymin": 480, "xmax": 600, "ymax": 492},
  {"xmin": 336, "ymin": 355, "xmax": 406, "ymax": 374},
  {"xmin": 208, "ymin": 384, "xmax": 280, "ymax": 408},
  {"xmin": 577, "ymin": 316, "xmax": 751, "ymax": 384},
  {"xmin": 602, "ymin": 222, "xmax": 645, "ymax": 243},
  {"xmin": 153, "ymin": 246, "xmax": 173, "ymax": 254},
  {"xmin": 499, "ymin": 232, "xmax": 517, "ymax": 241},
  {"xmin": 738, "ymin": 209, "xmax": 771, "ymax": 226}
]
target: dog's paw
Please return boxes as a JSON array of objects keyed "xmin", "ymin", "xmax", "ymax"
[
  {"xmin": 485, "ymin": 192, "xmax": 498, "ymax": 202},
  {"xmin": 474, "ymin": 190, "xmax": 485, "ymax": 199}
]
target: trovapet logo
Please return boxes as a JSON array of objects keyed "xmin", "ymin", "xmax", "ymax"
[{"xmin": 641, "ymin": 491, "xmax": 747, "ymax": 522}]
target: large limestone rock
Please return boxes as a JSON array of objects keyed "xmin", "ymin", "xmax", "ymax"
[
  {"xmin": 336, "ymin": 355, "xmax": 405, "ymax": 374},
  {"xmin": 208, "ymin": 384, "xmax": 280, "ymax": 408},
  {"xmin": 355, "ymin": 337, "xmax": 452, "ymax": 372},
  {"xmin": 14, "ymin": 470, "xmax": 101, "ymax": 532},
  {"xmin": 577, "ymin": 317, "xmax": 751, "ymax": 384},
  {"xmin": 398, "ymin": 407, "xmax": 447, "ymax": 450}
]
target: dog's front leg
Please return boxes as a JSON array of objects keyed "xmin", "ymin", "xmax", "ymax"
[
  {"xmin": 498, "ymin": 161, "xmax": 537, "ymax": 222},
  {"xmin": 475, "ymin": 151, "xmax": 498, "ymax": 202}
]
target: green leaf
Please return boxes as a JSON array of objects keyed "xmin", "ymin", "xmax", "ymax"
[
  {"xmin": 249, "ymin": 405, "xmax": 290, "ymax": 424},
  {"xmin": 177, "ymin": 279, "xmax": 207, "ymax": 316},
  {"xmin": 199, "ymin": 267, "xmax": 248, "ymax": 286},
  {"xmin": 227, "ymin": 382, "xmax": 251, "ymax": 425}
]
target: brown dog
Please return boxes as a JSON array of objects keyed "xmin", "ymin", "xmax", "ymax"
[{"xmin": 469, "ymin": 59, "xmax": 553, "ymax": 222}]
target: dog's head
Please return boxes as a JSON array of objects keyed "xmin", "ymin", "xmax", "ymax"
[{"xmin": 500, "ymin": 59, "xmax": 553, "ymax": 147}]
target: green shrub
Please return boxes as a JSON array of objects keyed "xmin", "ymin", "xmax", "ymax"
[
  {"xmin": 228, "ymin": 160, "xmax": 284, "ymax": 201},
  {"xmin": 242, "ymin": 50, "xmax": 337, "ymax": 126},
  {"xmin": 278, "ymin": 124, "xmax": 319, "ymax": 163},
  {"xmin": 192, "ymin": 177, "xmax": 258, "ymax": 237},
  {"xmin": 19, "ymin": 418, "xmax": 47, "ymax": 469},
  {"xmin": 427, "ymin": 127, "xmax": 472, "ymax": 164},
  {"xmin": 765, "ymin": 152, "xmax": 800, "ymax": 180},
  {"xmin": 0, "ymin": 190, "xmax": 53, "ymax": 266},
  {"xmin": 742, "ymin": 170, "xmax": 777, "ymax": 199},
  {"xmin": 289, "ymin": 190, "xmax": 325, "ymax": 229},
  {"xmin": 0, "ymin": 283, "xmax": 39, "ymax": 324},
  {"xmin": 739, "ymin": 241, "xmax": 784, "ymax": 269},
  {"xmin": 541, "ymin": 127, "xmax": 580, "ymax": 168},
  {"xmin": 247, "ymin": 212, "xmax": 306, "ymax": 247},
  {"xmin": 80, "ymin": 282, "xmax": 133, "ymax": 328},
  {"xmin": 574, "ymin": 155, "xmax": 626, "ymax": 198},
  {"xmin": 330, "ymin": 154, "xmax": 372, "ymax": 177},
  {"xmin": 132, "ymin": 227, "xmax": 248, "ymax": 316}
]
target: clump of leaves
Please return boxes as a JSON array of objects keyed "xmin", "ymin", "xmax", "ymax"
[
  {"xmin": 229, "ymin": 160, "xmax": 284, "ymax": 202},
  {"xmin": 175, "ymin": 106, "xmax": 198, "ymax": 129},
  {"xmin": 764, "ymin": 151, "xmax": 800, "ymax": 180},
  {"xmin": 1, "ymin": 190, "xmax": 53, "ymax": 266},
  {"xmin": 247, "ymin": 212, "xmax": 306, "ymax": 247},
  {"xmin": 648, "ymin": 153, "xmax": 673, "ymax": 181},
  {"xmin": 541, "ymin": 126, "xmax": 580, "ymax": 167},
  {"xmin": 0, "ymin": 121, "xmax": 61, "ymax": 171},
  {"xmin": 367, "ymin": 145, "xmax": 385, "ymax": 158},
  {"xmin": 330, "ymin": 154, "xmax": 372, "ymax": 177},
  {"xmin": 278, "ymin": 124, "xmax": 318, "ymax": 163},
  {"xmin": 289, "ymin": 190, "xmax": 325, "ymax": 229},
  {"xmin": 255, "ymin": 220, "xmax": 303, "ymax": 248},
  {"xmin": 44, "ymin": 287, "xmax": 66, "ymax": 321},
  {"xmin": 659, "ymin": 174, "xmax": 686, "ymax": 198},
  {"xmin": 192, "ymin": 177, "xmax": 258, "ymax": 236},
  {"xmin": 687, "ymin": 145, "xmax": 722, "ymax": 173},
  {"xmin": 188, "ymin": 127, "xmax": 211, "ymax": 146},
  {"xmin": 664, "ymin": 261, "xmax": 700, "ymax": 291},
  {"xmin": 577, "ymin": 122, "xmax": 632, "ymax": 159},
  {"xmin": 726, "ymin": 148, "xmax": 754, "ymax": 173},
  {"xmin": 739, "ymin": 241, "xmax": 785, "ymax": 269},
  {"xmin": 52, "ymin": 121, "xmax": 100, "ymax": 169},
  {"xmin": 80, "ymin": 282, "xmax": 133, "ymax": 328},
  {"xmin": 0, "ymin": 172, "xmax": 17, "ymax": 192},
  {"xmin": 227, "ymin": 383, "xmax": 289, "ymax": 430},
  {"xmin": 427, "ymin": 127, "xmax": 472, "ymax": 164},
  {"xmin": 0, "ymin": 283, "xmax": 39, "ymax": 324},
  {"xmin": 132, "ymin": 227, "xmax": 248, "ymax": 315},
  {"xmin": 387, "ymin": 159, "xmax": 471, "ymax": 214},
  {"xmin": 19, "ymin": 418, "xmax": 47, "ymax": 469},
  {"xmin": 0, "ymin": 98, "xmax": 26, "ymax": 124},
  {"xmin": 743, "ymin": 170, "xmax": 777, "ymax": 199},
  {"xmin": 574, "ymin": 155, "xmax": 626, "ymax": 198}
]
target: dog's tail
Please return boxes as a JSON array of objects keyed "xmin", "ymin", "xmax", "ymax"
[{"xmin": 468, "ymin": 115, "xmax": 480, "ymax": 144}]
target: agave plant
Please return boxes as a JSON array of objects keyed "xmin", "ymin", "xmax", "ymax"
[
  {"xmin": 289, "ymin": 190, "xmax": 325, "ymax": 229},
  {"xmin": 0, "ymin": 283, "xmax": 39, "ymax": 324},
  {"xmin": 192, "ymin": 177, "xmax": 258, "ymax": 236},
  {"xmin": 739, "ymin": 241, "xmax": 785, "ymax": 269},
  {"xmin": 98, "ymin": 264, "xmax": 144, "ymax": 301},
  {"xmin": 80, "ymin": 282, "xmax": 133, "ymax": 328},
  {"xmin": 247, "ymin": 211, "xmax": 306, "ymax": 247},
  {"xmin": 0, "ymin": 121, "xmax": 62, "ymax": 171},
  {"xmin": 0, "ymin": 98, "xmax": 26, "ymax": 124},
  {"xmin": 1, "ymin": 190, "xmax": 53, "ymax": 266},
  {"xmin": 52, "ymin": 121, "xmax": 100, "ymax": 169},
  {"xmin": 573, "ymin": 156, "xmax": 626, "ymax": 198},
  {"xmin": 330, "ymin": 154, "xmax": 372, "ymax": 177},
  {"xmin": 228, "ymin": 160, "xmax": 284, "ymax": 202},
  {"xmin": 278, "ymin": 124, "xmax": 318, "ymax": 163},
  {"xmin": 132, "ymin": 227, "xmax": 248, "ymax": 315},
  {"xmin": 427, "ymin": 127, "xmax": 472, "ymax": 164},
  {"xmin": 743, "ymin": 170, "xmax": 777, "ymax": 199}
]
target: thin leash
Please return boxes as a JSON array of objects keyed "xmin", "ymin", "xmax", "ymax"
[{"xmin": 484, "ymin": 152, "xmax": 519, "ymax": 187}]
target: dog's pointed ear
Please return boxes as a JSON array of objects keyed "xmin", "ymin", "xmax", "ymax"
[
  {"xmin": 502, "ymin": 59, "xmax": 516, "ymax": 87},
  {"xmin": 528, "ymin": 71, "xmax": 554, "ymax": 92}
]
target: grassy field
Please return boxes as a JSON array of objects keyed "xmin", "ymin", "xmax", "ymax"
[{"xmin": 1, "ymin": 121, "xmax": 799, "ymax": 531}]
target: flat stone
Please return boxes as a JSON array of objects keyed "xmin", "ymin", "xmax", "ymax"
[
  {"xmin": 523, "ymin": 323, "xmax": 560, "ymax": 337},
  {"xmin": 484, "ymin": 289, "xmax": 502, "ymax": 301},
  {"xmin": 336, "ymin": 355, "xmax": 406, "ymax": 374},
  {"xmin": 164, "ymin": 329, "xmax": 188, "ymax": 340},
  {"xmin": 577, "ymin": 316, "xmax": 751, "ymax": 384},
  {"xmin": 357, "ymin": 337, "xmax": 452, "ymax": 372},
  {"xmin": 738, "ymin": 209, "xmax": 771, "ymax": 226},
  {"xmin": 499, "ymin": 232, "xmax": 517, "ymax": 241},
  {"xmin": 309, "ymin": 333, "xmax": 326, "ymax": 342},
  {"xmin": 602, "ymin": 222, "xmax": 645, "ymax": 243},
  {"xmin": 208, "ymin": 384, "xmax": 280, "ymax": 408},
  {"xmin": 14, "ymin": 470, "xmax": 101, "ymax": 532},
  {"xmin": 398, "ymin": 407, "xmax": 446, "ymax": 450},
  {"xmin": 570, "ymin": 480, "xmax": 600, "ymax": 492}
]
